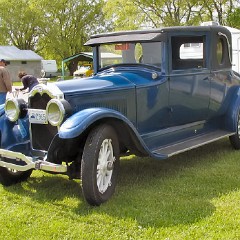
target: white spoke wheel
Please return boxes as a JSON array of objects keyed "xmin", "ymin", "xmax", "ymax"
[
  {"xmin": 229, "ymin": 110, "xmax": 240, "ymax": 149},
  {"xmin": 81, "ymin": 124, "xmax": 120, "ymax": 206}
]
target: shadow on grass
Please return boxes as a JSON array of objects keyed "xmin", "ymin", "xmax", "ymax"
[
  {"xmin": 3, "ymin": 138, "xmax": 240, "ymax": 227},
  {"xmin": 97, "ymin": 138, "xmax": 240, "ymax": 227},
  {"xmin": 3, "ymin": 173, "xmax": 85, "ymax": 208}
]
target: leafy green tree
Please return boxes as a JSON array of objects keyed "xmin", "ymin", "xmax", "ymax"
[
  {"xmin": 198, "ymin": 0, "xmax": 234, "ymax": 25},
  {"xmin": 132, "ymin": 0, "xmax": 202, "ymax": 27},
  {"xmin": 0, "ymin": 0, "xmax": 107, "ymax": 75},
  {"xmin": 0, "ymin": 0, "xmax": 43, "ymax": 50},
  {"xmin": 37, "ymin": 0, "xmax": 106, "ymax": 75},
  {"xmin": 104, "ymin": 0, "xmax": 240, "ymax": 30},
  {"xmin": 227, "ymin": 7, "xmax": 240, "ymax": 28},
  {"xmin": 103, "ymin": 0, "xmax": 145, "ymax": 31}
]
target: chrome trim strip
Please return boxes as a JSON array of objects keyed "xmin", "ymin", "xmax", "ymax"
[{"xmin": 0, "ymin": 149, "xmax": 67, "ymax": 173}]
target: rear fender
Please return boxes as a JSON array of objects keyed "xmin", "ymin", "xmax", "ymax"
[{"xmin": 225, "ymin": 87, "xmax": 240, "ymax": 132}]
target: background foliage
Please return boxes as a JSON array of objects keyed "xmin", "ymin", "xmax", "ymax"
[{"xmin": 0, "ymin": 0, "xmax": 239, "ymax": 71}]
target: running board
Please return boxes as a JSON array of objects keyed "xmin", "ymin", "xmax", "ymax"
[{"xmin": 152, "ymin": 130, "xmax": 235, "ymax": 157}]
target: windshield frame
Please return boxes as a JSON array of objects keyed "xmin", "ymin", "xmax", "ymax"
[{"xmin": 95, "ymin": 41, "xmax": 163, "ymax": 73}]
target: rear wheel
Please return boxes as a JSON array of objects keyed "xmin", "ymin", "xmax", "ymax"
[
  {"xmin": 81, "ymin": 124, "xmax": 120, "ymax": 206},
  {"xmin": 229, "ymin": 111, "xmax": 240, "ymax": 149},
  {"xmin": 0, "ymin": 166, "xmax": 32, "ymax": 186}
]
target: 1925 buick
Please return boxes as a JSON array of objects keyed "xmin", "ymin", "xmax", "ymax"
[{"xmin": 0, "ymin": 25, "xmax": 240, "ymax": 206}]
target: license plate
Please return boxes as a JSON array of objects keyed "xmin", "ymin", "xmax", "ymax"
[{"xmin": 28, "ymin": 109, "xmax": 47, "ymax": 124}]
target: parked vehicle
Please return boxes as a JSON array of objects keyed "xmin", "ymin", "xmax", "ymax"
[
  {"xmin": 0, "ymin": 25, "xmax": 240, "ymax": 206},
  {"xmin": 41, "ymin": 60, "xmax": 58, "ymax": 77},
  {"xmin": 224, "ymin": 26, "xmax": 240, "ymax": 74},
  {"xmin": 73, "ymin": 63, "xmax": 93, "ymax": 78}
]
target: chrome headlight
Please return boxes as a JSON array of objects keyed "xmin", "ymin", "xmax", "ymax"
[
  {"xmin": 5, "ymin": 98, "xmax": 27, "ymax": 122},
  {"xmin": 46, "ymin": 99, "xmax": 71, "ymax": 126}
]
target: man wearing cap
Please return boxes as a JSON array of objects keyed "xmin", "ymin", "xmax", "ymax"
[{"xmin": 0, "ymin": 59, "xmax": 12, "ymax": 104}]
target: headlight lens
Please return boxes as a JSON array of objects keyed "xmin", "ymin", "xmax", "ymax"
[
  {"xmin": 5, "ymin": 99, "xmax": 27, "ymax": 122},
  {"xmin": 46, "ymin": 99, "xmax": 71, "ymax": 126}
]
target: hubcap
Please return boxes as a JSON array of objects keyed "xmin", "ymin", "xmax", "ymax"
[{"xmin": 97, "ymin": 139, "xmax": 115, "ymax": 194}]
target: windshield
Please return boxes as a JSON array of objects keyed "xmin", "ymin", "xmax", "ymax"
[{"xmin": 98, "ymin": 42, "xmax": 162, "ymax": 70}]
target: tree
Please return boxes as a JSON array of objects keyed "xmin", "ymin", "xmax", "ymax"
[
  {"xmin": 103, "ymin": 0, "xmax": 145, "ymax": 31},
  {"xmin": 133, "ymin": 0, "xmax": 202, "ymax": 27},
  {"xmin": 198, "ymin": 0, "xmax": 234, "ymax": 25},
  {"xmin": 104, "ymin": 0, "xmax": 240, "ymax": 30},
  {"xmin": 227, "ymin": 7, "xmax": 240, "ymax": 28},
  {"xmin": 0, "ymin": 0, "xmax": 43, "ymax": 50},
  {"xmin": 37, "ymin": 0, "xmax": 106, "ymax": 75},
  {"xmin": 0, "ymin": 0, "xmax": 107, "ymax": 75}
]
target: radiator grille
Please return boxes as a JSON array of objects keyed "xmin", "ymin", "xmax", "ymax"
[{"xmin": 29, "ymin": 92, "xmax": 58, "ymax": 151}]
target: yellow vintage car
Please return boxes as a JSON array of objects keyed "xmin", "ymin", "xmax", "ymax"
[{"xmin": 73, "ymin": 63, "xmax": 93, "ymax": 78}]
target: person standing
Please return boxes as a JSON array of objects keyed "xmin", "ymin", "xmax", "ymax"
[
  {"xmin": 18, "ymin": 71, "xmax": 39, "ymax": 92},
  {"xmin": 0, "ymin": 59, "xmax": 12, "ymax": 104}
]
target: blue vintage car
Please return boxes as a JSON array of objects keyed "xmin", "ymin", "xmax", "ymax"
[{"xmin": 0, "ymin": 25, "xmax": 240, "ymax": 206}]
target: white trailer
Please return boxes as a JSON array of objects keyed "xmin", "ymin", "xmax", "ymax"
[
  {"xmin": 41, "ymin": 60, "xmax": 58, "ymax": 77},
  {"xmin": 225, "ymin": 26, "xmax": 240, "ymax": 74}
]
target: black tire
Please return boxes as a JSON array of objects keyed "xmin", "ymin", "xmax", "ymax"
[
  {"xmin": 0, "ymin": 167, "xmax": 32, "ymax": 186},
  {"xmin": 229, "ymin": 111, "xmax": 240, "ymax": 149},
  {"xmin": 81, "ymin": 124, "xmax": 120, "ymax": 206}
]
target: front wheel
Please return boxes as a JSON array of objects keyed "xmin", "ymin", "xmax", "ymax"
[
  {"xmin": 0, "ymin": 166, "xmax": 32, "ymax": 186},
  {"xmin": 229, "ymin": 111, "xmax": 240, "ymax": 149},
  {"xmin": 81, "ymin": 124, "xmax": 120, "ymax": 206}
]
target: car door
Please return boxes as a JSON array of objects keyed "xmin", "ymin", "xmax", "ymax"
[{"xmin": 169, "ymin": 34, "xmax": 211, "ymax": 126}]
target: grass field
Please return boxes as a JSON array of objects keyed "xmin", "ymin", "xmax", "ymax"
[{"xmin": 1, "ymin": 138, "xmax": 240, "ymax": 239}]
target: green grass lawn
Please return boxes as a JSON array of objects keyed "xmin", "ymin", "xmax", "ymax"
[{"xmin": 1, "ymin": 138, "xmax": 240, "ymax": 239}]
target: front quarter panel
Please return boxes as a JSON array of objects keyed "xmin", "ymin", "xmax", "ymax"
[{"xmin": 59, "ymin": 107, "xmax": 137, "ymax": 139}]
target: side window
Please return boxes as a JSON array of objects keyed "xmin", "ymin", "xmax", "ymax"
[
  {"xmin": 172, "ymin": 36, "xmax": 206, "ymax": 70},
  {"xmin": 217, "ymin": 39, "xmax": 224, "ymax": 64},
  {"xmin": 214, "ymin": 33, "xmax": 231, "ymax": 69},
  {"xmin": 134, "ymin": 43, "xmax": 143, "ymax": 63}
]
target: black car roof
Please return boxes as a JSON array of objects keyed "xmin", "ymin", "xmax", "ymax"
[{"xmin": 84, "ymin": 25, "xmax": 230, "ymax": 46}]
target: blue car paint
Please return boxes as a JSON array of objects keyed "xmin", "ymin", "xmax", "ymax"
[
  {"xmin": 56, "ymin": 67, "xmax": 165, "ymax": 133},
  {"xmin": 0, "ymin": 115, "xmax": 30, "ymax": 150},
  {"xmin": 59, "ymin": 107, "xmax": 166, "ymax": 159},
  {"xmin": 59, "ymin": 107, "xmax": 134, "ymax": 138},
  {"xmin": 224, "ymin": 87, "xmax": 240, "ymax": 132},
  {"xmin": 0, "ymin": 104, "xmax": 5, "ymax": 117},
  {"xmin": 56, "ymin": 68, "xmax": 240, "ymax": 159},
  {"xmin": 1, "ymin": 67, "xmax": 240, "ymax": 161},
  {"xmin": 55, "ymin": 66, "xmax": 162, "ymax": 94},
  {"xmin": 1, "ymin": 26, "xmax": 240, "ymax": 162}
]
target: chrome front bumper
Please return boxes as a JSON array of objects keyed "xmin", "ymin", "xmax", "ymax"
[{"xmin": 0, "ymin": 149, "xmax": 67, "ymax": 173}]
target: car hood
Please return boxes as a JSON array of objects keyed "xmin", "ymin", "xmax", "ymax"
[{"xmin": 55, "ymin": 68, "xmax": 161, "ymax": 95}]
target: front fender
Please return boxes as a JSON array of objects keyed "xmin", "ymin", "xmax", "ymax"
[
  {"xmin": 0, "ymin": 104, "xmax": 5, "ymax": 117},
  {"xmin": 58, "ymin": 107, "xmax": 166, "ymax": 159},
  {"xmin": 59, "ymin": 108, "xmax": 136, "ymax": 139},
  {"xmin": 0, "ymin": 114, "xmax": 30, "ymax": 150}
]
